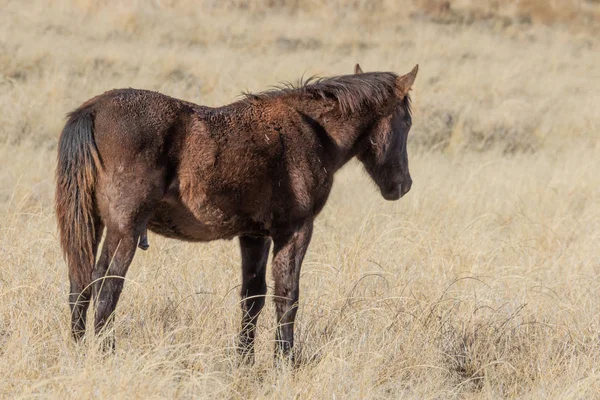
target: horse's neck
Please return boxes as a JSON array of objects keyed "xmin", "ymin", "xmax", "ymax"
[{"xmin": 285, "ymin": 98, "xmax": 365, "ymax": 171}]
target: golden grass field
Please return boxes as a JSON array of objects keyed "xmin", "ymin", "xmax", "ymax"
[{"xmin": 1, "ymin": 0, "xmax": 599, "ymax": 398}]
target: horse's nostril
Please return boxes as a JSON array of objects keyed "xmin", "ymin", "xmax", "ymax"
[{"xmin": 400, "ymin": 179, "xmax": 412, "ymax": 196}]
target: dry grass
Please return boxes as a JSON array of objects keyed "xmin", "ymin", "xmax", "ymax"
[{"xmin": 1, "ymin": 0, "xmax": 599, "ymax": 398}]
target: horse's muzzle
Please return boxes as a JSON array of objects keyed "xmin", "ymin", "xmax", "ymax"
[{"xmin": 382, "ymin": 178, "xmax": 412, "ymax": 201}]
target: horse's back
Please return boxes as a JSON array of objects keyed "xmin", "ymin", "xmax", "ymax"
[{"xmin": 92, "ymin": 89, "xmax": 190, "ymax": 142}]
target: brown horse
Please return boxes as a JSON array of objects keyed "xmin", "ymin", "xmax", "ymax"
[{"xmin": 55, "ymin": 63, "xmax": 418, "ymax": 360}]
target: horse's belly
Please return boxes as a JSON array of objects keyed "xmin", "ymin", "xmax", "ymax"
[
  {"xmin": 147, "ymin": 199, "xmax": 268, "ymax": 242},
  {"xmin": 146, "ymin": 199, "xmax": 230, "ymax": 241}
]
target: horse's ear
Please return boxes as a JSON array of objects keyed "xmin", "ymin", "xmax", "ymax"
[
  {"xmin": 354, "ymin": 63, "xmax": 364, "ymax": 74},
  {"xmin": 396, "ymin": 64, "xmax": 418, "ymax": 97}
]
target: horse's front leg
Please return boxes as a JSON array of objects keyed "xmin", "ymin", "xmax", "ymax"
[
  {"xmin": 238, "ymin": 235, "xmax": 271, "ymax": 362},
  {"xmin": 271, "ymin": 221, "xmax": 313, "ymax": 362}
]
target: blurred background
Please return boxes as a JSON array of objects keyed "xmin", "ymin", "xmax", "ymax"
[{"xmin": 1, "ymin": 0, "xmax": 598, "ymax": 151}]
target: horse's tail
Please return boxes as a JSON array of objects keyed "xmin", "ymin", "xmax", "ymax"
[{"xmin": 55, "ymin": 107, "xmax": 101, "ymax": 289}]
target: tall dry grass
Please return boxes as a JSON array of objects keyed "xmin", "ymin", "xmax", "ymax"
[{"xmin": 1, "ymin": 0, "xmax": 599, "ymax": 398}]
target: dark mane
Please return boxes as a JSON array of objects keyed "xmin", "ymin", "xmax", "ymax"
[{"xmin": 244, "ymin": 72, "xmax": 404, "ymax": 115}]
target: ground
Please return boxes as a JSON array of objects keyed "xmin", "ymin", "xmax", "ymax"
[{"xmin": 1, "ymin": 0, "xmax": 599, "ymax": 398}]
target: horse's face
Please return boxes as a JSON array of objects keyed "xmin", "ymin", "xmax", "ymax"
[
  {"xmin": 359, "ymin": 101, "xmax": 413, "ymax": 201},
  {"xmin": 356, "ymin": 64, "xmax": 417, "ymax": 201}
]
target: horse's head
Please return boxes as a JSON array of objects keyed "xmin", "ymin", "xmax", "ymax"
[{"xmin": 355, "ymin": 64, "xmax": 418, "ymax": 201}]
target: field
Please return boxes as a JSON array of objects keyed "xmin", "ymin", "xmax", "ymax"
[{"xmin": 1, "ymin": 0, "xmax": 600, "ymax": 398}]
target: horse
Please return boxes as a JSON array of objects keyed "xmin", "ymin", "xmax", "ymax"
[{"xmin": 55, "ymin": 63, "xmax": 418, "ymax": 361}]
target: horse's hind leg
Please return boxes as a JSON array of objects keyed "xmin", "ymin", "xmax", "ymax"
[
  {"xmin": 69, "ymin": 218, "xmax": 104, "ymax": 341},
  {"xmin": 91, "ymin": 172, "xmax": 164, "ymax": 349},
  {"xmin": 91, "ymin": 225, "xmax": 139, "ymax": 350}
]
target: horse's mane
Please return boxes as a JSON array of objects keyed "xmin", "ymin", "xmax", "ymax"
[{"xmin": 244, "ymin": 72, "xmax": 410, "ymax": 116}]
